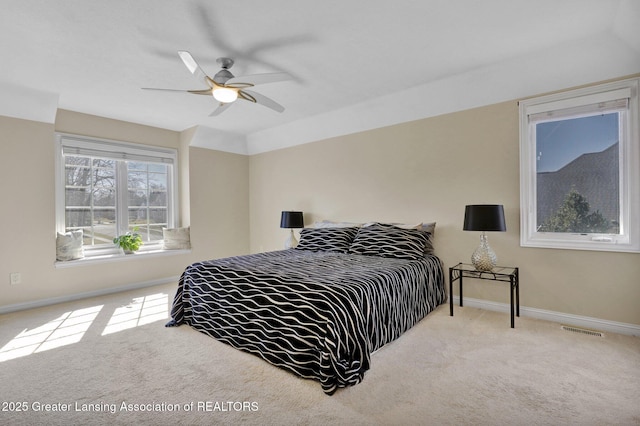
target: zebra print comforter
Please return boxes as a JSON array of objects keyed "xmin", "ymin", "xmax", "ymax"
[{"xmin": 166, "ymin": 249, "xmax": 445, "ymax": 394}]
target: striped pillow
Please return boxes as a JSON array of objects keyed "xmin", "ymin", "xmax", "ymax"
[
  {"xmin": 296, "ymin": 227, "xmax": 359, "ymax": 253},
  {"xmin": 348, "ymin": 224, "xmax": 431, "ymax": 260}
]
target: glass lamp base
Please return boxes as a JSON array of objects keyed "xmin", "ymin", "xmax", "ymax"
[
  {"xmin": 284, "ymin": 229, "xmax": 298, "ymax": 249},
  {"xmin": 471, "ymin": 232, "xmax": 497, "ymax": 271}
]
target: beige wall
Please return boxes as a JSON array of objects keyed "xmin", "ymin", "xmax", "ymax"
[
  {"xmin": 250, "ymin": 100, "xmax": 640, "ymax": 326},
  {"xmin": 188, "ymin": 146, "xmax": 249, "ymax": 260},
  {"xmin": 1, "ymin": 88, "xmax": 638, "ymax": 326},
  {"xmin": 0, "ymin": 111, "xmax": 249, "ymax": 309}
]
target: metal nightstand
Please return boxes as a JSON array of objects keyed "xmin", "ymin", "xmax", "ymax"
[{"xmin": 449, "ymin": 263, "xmax": 520, "ymax": 328}]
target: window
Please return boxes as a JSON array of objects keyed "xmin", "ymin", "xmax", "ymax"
[
  {"xmin": 519, "ymin": 78, "xmax": 640, "ymax": 252},
  {"xmin": 55, "ymin": 134, "xmax": 178, "ymax": 258}
]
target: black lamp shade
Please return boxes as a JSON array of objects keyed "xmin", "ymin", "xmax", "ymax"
[
  {"xmin": 463, "ymin": 205, "xmax": 506, "ymax": 232},
  {"xmin": 280, "ymin": 211, "xmax": 304, "ymax": 229}
]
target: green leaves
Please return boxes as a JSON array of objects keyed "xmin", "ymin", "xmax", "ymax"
[
  {"xmin": 540, "ymin": 189, "xmax": 611, "ymax": 233},
  {"xmin": 113, "ymin": 227, "xmax": 143, "ymax": 252}
]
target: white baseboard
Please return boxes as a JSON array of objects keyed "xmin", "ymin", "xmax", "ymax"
[
  {"xmin": 451, "ymin": 296, "xmax": 640, "ymax": 337},
  {"xmin": 0, "ymin": 276, "xmax": 179, "ymax": 315},
  {"xmin": 3, "ymin": 282, "xmax": 638, "ymax": 337}
]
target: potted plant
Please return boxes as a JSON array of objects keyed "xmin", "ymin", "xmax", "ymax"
[{"xmin": 113, "ymin": 227, "xmax": 143, "ymax": 254}]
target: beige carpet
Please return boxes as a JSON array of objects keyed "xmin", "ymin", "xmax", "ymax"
[{"xmin": 0, "ymin": 283, "xmax": 638, "ymax": 426}]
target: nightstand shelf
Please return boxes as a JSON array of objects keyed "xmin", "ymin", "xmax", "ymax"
[{"xmin": 449, "ymin": 262, "xmax": 519, "ymax": 328}]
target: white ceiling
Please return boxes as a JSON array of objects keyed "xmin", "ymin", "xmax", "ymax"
[{"xmin": 1, "ymin": 0, "xmax": 639, "ymax": 154}]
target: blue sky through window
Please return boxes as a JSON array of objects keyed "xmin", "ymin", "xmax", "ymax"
[{"xmin": 536, "ymin": 113, "xmax": 618, "ymax": 173}]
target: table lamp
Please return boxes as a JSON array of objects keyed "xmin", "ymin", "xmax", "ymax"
[
  {"xmin": 463, "ymin": 204, "xmax": 506, "ymax": 271},
  {"xmin": 280, "ymin": 211, "xmax": 304, "ymax": 249}
]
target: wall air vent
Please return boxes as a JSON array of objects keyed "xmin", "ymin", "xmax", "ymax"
[{"xmin": 561, "ymin": 325, "xmax": 603, "ymax": 337}]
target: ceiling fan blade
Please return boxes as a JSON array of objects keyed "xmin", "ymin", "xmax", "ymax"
[
  {"xmin": 142, "ymin": 87, "xmax": 190, "ymax": 92},
  {"xmin": 209, "ymin": 102, "xmax": 233, "ymax": 117},
  {"xmin": 240, "ymin": 89, "xmax": 285, "ymax": 113},
  {"xmin": 178, "ymin": 50, "xmax": 211, "ymax": 87},
  {"xmin": 227, "ymin": 72, "xmax": 293, "ymax": 87},
  {"xmin": 142, "ymin": 87, "xmax": 213, "ymax": 96},
  {"xmin": 237, "ymin": 90, "xmax": 256, "ymax": 103}
]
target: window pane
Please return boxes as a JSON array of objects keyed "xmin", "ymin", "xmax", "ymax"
[
  {"xmin": 87, "ymin": 220, "xmax": 116, "ymax": 245},
  {"xmin": 148, "ymin": 225, "xmax": 165, "ymax": 241},
  {"xmin": 128, "ymin": 171, "xmax": 147, "ymax": 190},
  {"xmin": 129, "ymin": 189, "xmax": 148, "ymax": 207},
  {"xmin": 129, "ymin": 208, "xmax": 147, "ymax": 223},
  {"xmin": 65, "ymin": 208, "xmax": 91, "ymax": 228},
  {"xmin": 149, "ymin": 190, "xmax": 167, "ymax": 206},
  {"xmin": 128, "ymin": 162, "xmax": 146, "ymax": 171},
  {"xmin": 148, "ymin": 163, "xmax": 166, "ymax": 173},
  {"xmin": 149, "ymin": 172, "xmax": 167, "ymax": 188},
  {"xmin": 64, "ymin": 156, "xmax": 116, "ymax": 245},
  {"xmin": 126, "ymin": 162, "xmax": 169, "ymax": 242},
  {"xmin": 148, "ymin": 208, "xmax": 167, "ymax": 224},
  {"xmin": 65, "ymin": 187, "xmax": 89, "ymax": 207},
  {"xmin": 535, "ymin": 113, "xmax": 620, "ymax": 234}
]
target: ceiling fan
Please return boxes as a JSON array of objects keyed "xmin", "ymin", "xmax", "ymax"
[{"xmin": 143, "ymin": 51, "xmax": 292, "ymax": 116}]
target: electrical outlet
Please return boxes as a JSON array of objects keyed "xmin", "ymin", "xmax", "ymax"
[{"xmin": 10, "ymin": 272, "xmax": 21, "ymax": 285}]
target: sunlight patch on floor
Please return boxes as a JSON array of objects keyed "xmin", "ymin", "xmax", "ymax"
[
  {"xmin": 0, "ymin": 305, "xmax": 103, "ymax": 362},
  {"xmin": 102, "ymin": 293, "xmax": 169, "ymax": 335}
]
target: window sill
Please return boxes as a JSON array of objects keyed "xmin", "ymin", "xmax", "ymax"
[
  {"xmin": 521, "ymin": 230, "xmax": 639, "ymax": 253},
  {"xmin": 54, "ymin": 248, "xmax": 191, "ymax": 268}
]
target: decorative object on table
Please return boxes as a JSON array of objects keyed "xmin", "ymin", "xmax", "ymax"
[
  {"xmin": 463, "ymin": 204, "xmax": 506, "ymax": 271},
  {"xmin": 113, "ymin": 227, "xmax": 143, "ymax": 254},
  {"xmin": 280, "ymin": 211, "xmax": 304, "ymax": 249}
]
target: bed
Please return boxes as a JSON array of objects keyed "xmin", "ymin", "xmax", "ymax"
[{"xmin": 166, "ymin": 222, "xmax": 446, "ymax": 395}]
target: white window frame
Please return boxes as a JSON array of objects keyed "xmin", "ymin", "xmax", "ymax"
[
  {"xmin": 55, "ymin": 133, "xmax": 179, "ymax": 261},
  {"xmin": 519, "ymin": 78, "xmax": 640, "ymax": 253}
]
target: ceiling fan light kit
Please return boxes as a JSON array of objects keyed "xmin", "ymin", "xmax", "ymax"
[
  {"xmin": 143, "ymin": 51, "xmax": 292, "ymax": 116},
  {"xmin": 212, "ymin": 87, "xmax": 238, "ymax": 103}
]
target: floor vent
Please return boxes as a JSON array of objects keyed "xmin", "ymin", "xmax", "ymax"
[{"xmin": 561, "ymin": 325, "xmax": 603, "ymax": 337}]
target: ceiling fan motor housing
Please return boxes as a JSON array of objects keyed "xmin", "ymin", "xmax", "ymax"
[
  {"xmin": 213, "ymin": 69, "xmax": 234, "ymax": 84},
  {"xmin": 216, "ymin": 57, "xmax": 234, "ymax": 69},
  {"xmin": 213, "ymin": 57, "xmax": 236, "ymax": 83}
]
